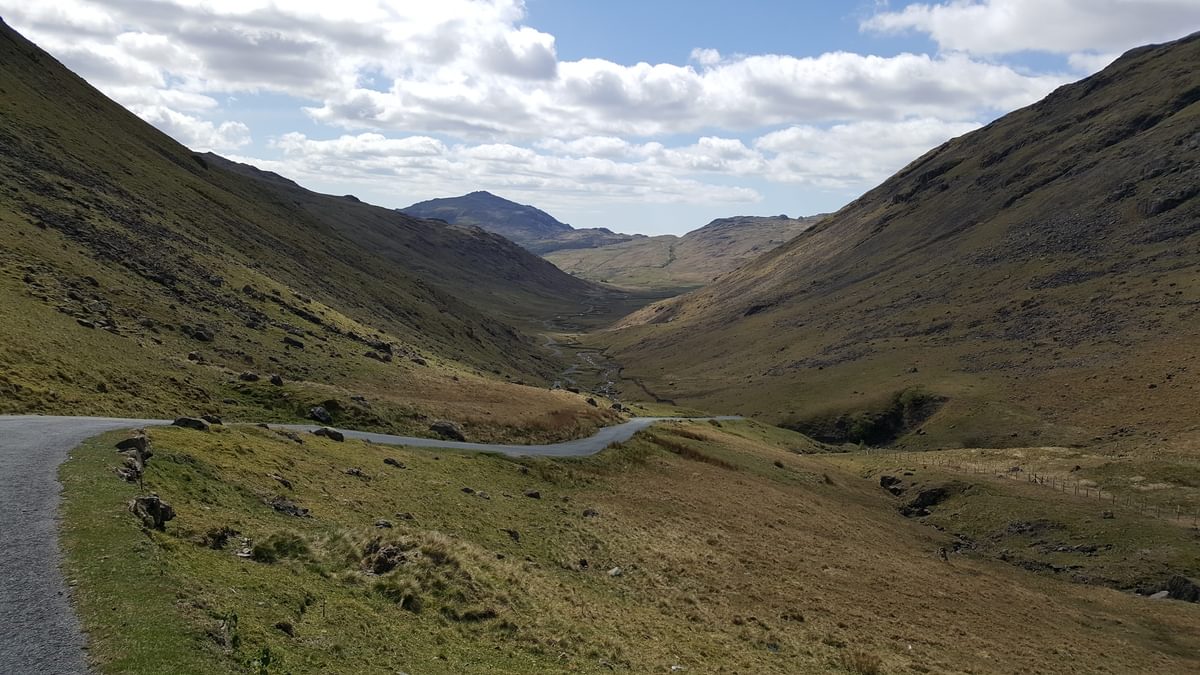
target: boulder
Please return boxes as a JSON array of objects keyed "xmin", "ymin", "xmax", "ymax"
[
  {"xmin": 313, "ymin": 427, "xmax": 345, "ymax": 442},
  {"xmin": 115, "ymin": 435, "xmax": 149, "ymax": 453},
  {"xmin": 238, "ymin": 371, "xmax": 260, "ymax": 382},
  {"xmin": 586, "ymin": 398, "xmax": 598, "ymax": 407},
  {"xmin": 523, "ymin": 490, "xmax": 541, "ymax": 499},
  {"xmin": 270, "ymin": 374, "xmax": 284, "ymax": 386},
  {"xmin": 900, "ymin": 486, "xmax": 953, "ymax": 517},
  {"xmin": 1167, "ymin": 575, "xmax": 1200, "ymax": 602},
  {"xmin": 344, "ymin": 467, "xmax": 370, "ymax": 479},
  {"xmin": 201, "ymin": 414, "xmax": 222, "ymax": 425},
  {"xmin": 383, "ymin": 458, "xmax": 406, "ymax": 469},
  {"xmin": 879, "ymin": 475, "xmax": 906, "ymax": 496},
  {"xmin": 268, "ymin": 496, "xmax": 310, "ymax": 517},
  {"xmin": 430, "ymin": 420, "xmax": 466, "ymax": 441},
  {"xmin": 172, "ymin": 417, "xmax": 210, "ymax": 431},
  {"xmin": 410, "ymin": 356, "xmax": 428, "ymax": 366},
  {"xmin": 582, "ymin": 508, "xmax": 600, "ymax": 518},
  {"xmin": 129, "ymin": 494, "xmax": 175, "ymax": 530},
  {"xmin": 374, "ymin": 519, "xmax": 393, "ymax": 529},
  {"xmin": 308, "ymin": 406, "xmax": 333, "ymax": 425},
  {"xmin": 608, "ymin": 566, "xmax": 623, "ymax": 577},
  {"xmin": 282, "ymin": 336, "xmax": 305, "ymax": 349}
]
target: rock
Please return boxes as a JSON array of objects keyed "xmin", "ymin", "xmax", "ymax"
[
  {"xmin": 374, "ymin": 519, "xmax": 393, "ymax": 529},
  {"xmin": 129, "ymin": 494, "xmax": 175, "ymax": 530},
  {"xmin": 313, "ymin": 427, "xmax": 345, "ymax": 442},
  {"xmin": 268, "ymin": 496, "xmax": 310, "ymax": 518},
  {"xmin": 269, "ymin": 374, "xmax": 284, "ymax": 386},
  {"xmin": 383, "ymin": 458, "xmax": 406, "ymax": 469},
  {"xmin": 238, "ymin": 371, "xmax": 260, "ymax": 382},
  {"xmin": 1149, "ymin": 590, "xmax": 1170, "ymax": 600},
  {"xmin": 773, "ymin": 460, "xmax": 785, "ymax": 469},
  {"xmin": 430, "ymin": 420, "xmax": 466, "ymax": 441},
  {"xmin": 1102, "ymin": 510, "xmax": 1115, "ymax": 519},
  {"xmin": 900, "ymin": 486, "xmax": 954, "ymax": 517},
  {"xmin": 76, "ymin": 318, "xmax": 95, "ymax": 329},
  {"xmin": 879, "ymin": 475, "xmax": 906, "ymax": 496},
  {"xmin": 201, "ymin": 414, "xmax": 222, "ymax": 425},
  {"xmin": 611, "ymin": 402, "xmax": 624, "ymax": 411},
  {"xmin": 395, "ymin": 512, "xmax": 415, "ymax": 520},
  {"xmin": 308, "ymin": 406, "xmax": 333, "ymax": 425},
  {"xmin": 501, "ymin": 528, "xmax": 520, "ymax": 542},
  {"xmin": 566, "ymin": 386, "xmax": 581, "ymax": 394},
  {"xmin": 586, "ymin": 398, "xmax": 598, "ymax": 407},
  {"xmin": 1167, "ymin": 575, "xmax": 1200, "ymax": 602},
  {"xmin": 269, "ymin": 473, "xmax": 292, "ymax": 490},
  {"xmin": 203, "ymin": 526, "xmax": 238, "ymax": 550},
  {"xmin": 172, "ymin": 417, "xmax": 210, "ymax": 431},
  {"xmin": 461, "ymin": 487, "xmax": 476, "ymax": 495},
  {"xmin": 608, "ymin": 566, "xmax": 623, "ymax": 577},
  {"xmin": 115, "ymin": 435, "xmax": 149, "ymax": 453},
  {"xmin": 186, "ymin": 351, "xmax": 201, "ymax": 361},
  {"xmin": 274, "ymin": 621, "xmax": 295, "ymax": 637},
  {"xmin": 282, "ymin": 336, "xmax": 305, "ymax": 349},
  {"xmin": 523, "ymin": 490, "xmax": 541, "ymax": 499},
  {"xmin": 364, "ymin": 543, "xmax": 406, "ymax": 574},
  {"xmin": 410, "ymin": 356, "xmax": 428, "ymax": 366},
  {"xmin": 583, "ymin": 508, "xmax": 599, "ymax": 518},
  {"xmin": 364, "ymin": 350, "xmax": 392, "ymax": 362},
  {"xmin": 344, "ymin": 466, "xmax": 369, "ymax": 479},
  {"xmin": 476, "ymin": 491, "xmax": 491, "ymax": 500}
]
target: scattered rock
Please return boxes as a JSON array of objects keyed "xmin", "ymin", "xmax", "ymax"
[
  {"xmin": 383, "ymin": 458, "xmax": 406, "ymax": 469},
  {"xmin": 879, "ymin": 475, "xmax": 906, "ymax": 496},
  {"xmin": 129, "ymin": 494, "xmax": 175, "ymax": 530},
  {"xmin": 430, "ymin": 420, "xmax": 466, "ymax": 441},
  {"xmin": 395, "ymin": 512, "xmax": 415, "ymax": 521},
  {"xmin": 1102, "ymin": 510, "xmax": 1115, "ymax": 519},
  {"xmin": 269, "ymin": 374, "xmax": 284, "ymax": 386},
  {"xmin": 308, "ymin": 406, "xmax": 333, "ymax": 425},
  {"xmin": 410, "ymin": 356, "xmax": 428, "ymax": 366},
  {"xmin": 501, "ymin": 528, "xmax": 520, "ymax": 542},
  {"xmin": 583, "ymin": 508, "xmax": 599, "ymax": 518},
  {"xmin": 476, "ymin": 491, "xmax": 491, "ymax": 500},
  {"xmin": 344, "ymin": 466, "xmax": 370, "ymax": 479},
  {"xmin": 186, "ymin": 351, "xmax": 201, "ymax": 361},
  {"xmin": 282, "ymin": 336, "xmax": 305, "ymax": 349},
  {"xmin": 523, "ymin": 490, "xmax": 541, "ymax": 499},
  {"xmin": 578, "ymin": 558, "xmax": 589, "ymax": 570},
  {"xmin": 1149, "ymin": 590, "xmax": 1170, "ymax": 600},
  {"xmin": 172, "ymin": 417, "xmax": 210, "ymax": 432},
  {"xmin": 1167, "ymin": 575, "xmax": 1200, "ymax": 602},
  {"xmin": 269, "ymin": 473, "xmax": 292, "ymax": 490},
  {"xmin": 273, "ymin": 621, "xmax": 295, "ymax": 637},
  {"xmin": 364, "ymin": 541, "xmax": 406, "ymax": 574},
  {"xmin": 461, "ymin": 487, "xmax": 476, "ymax": 495},
  {"xmin": 75, "ymin": 318, "xmax": 95, "ymax": 329},
  {"xmin": 900, "ymin": 485, "xmax": 954, "ymax": 517},
  {"xmin": 586, "ymin": 398, "xmax": 598, "ymax": 407},
  {"xmin": 374, "ymin": 519, "xmax": 393, "ymax": 529},
  {"xmin": 268, "ymin": 496, "xmax": 310, "ymax": 518},
  {"xmin": 115, "ymin": 435, "xmax": 149, "ymax": 453},
  {"xmin": 201, "ymin": 414, "xmax": 222, "ymax": 425},
  {"xmin": 608, "ymin": 566, "xmax": 623, "ymax": 577},
  {"xmin": 773, "ymin": 460, "xmax": 785, "ymax": 469},
  {"xmin": 202, "ymin": 526, "xmax": 238, "ymax": 550},
  {"xmin": 238, "ymin": 371, "xmax": 260, "ymax": 382},
  {"xmin": 313, "ymin": 427, "xmax": 345, "ymax": 442}
]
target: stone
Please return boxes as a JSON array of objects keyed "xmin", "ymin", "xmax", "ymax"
[
  {"xmin": 115, "ymin": 435, "xmax": 149, "ymax": 453},
  {"xmin": 1166, "ymin": 575, "xmax": 1200, "ymax": 602},
  {"xmin": 1101, "ymin": 510, "xmax": 1115, "ymax": 519},
  {"xmin": 608, "ymin": 566, "xmax": 623, "ymax": 577},
  {"xmin": 308, "ymin": 406, "xmax": 333, "ymax": 425},
  {"xmin": 410, "ymin": 356, "xmax": 428, "ymax": 366},
  {"xmin": 523, "ymin": 490, "xmax": 541, "ymax": 499},
  {"xmin": 879, "ymin": 475, "xmax": 906, "ymax": 496},
  {"xmin": 395, "ymin": 512, "xmax": 415, "ymax": 520},
  {"xmin": 583, "ymin": 508, "xmax": 599, "ymax": 518},
  {"xmin": 282, "ymin": 336, "xmax": 305, "ymax": 349},
  {"xmin": 187, "ymin": 351, "xmax": 201, "ymax": 361},
  {"xmin": 76, "ymin": 318, "xmax": 95, "ymax": 329},
  {"xmin": 383, "ymin": 458, "xmax": 406, "ymax": 469},
  {"xmin": 461, "ymin": 487, "xmax": 476, "ymax": 495},
  {"xmin": 374, "ymin": 519, "xmax": 393, "ymax": 529},
  {"xmin": 1149, "ymin": 590, "xmax": 1170, "ymax": 600},
  {"xmin": 313, "ymin": 427, "xmax": 345, "ymax": 442},
  {"xmin": 238, "ymin": 371, "xmax": 260, "ymax": 382},
  {"xmin": 268, "ymin": 496, "xmax": 310, "ymax": 518},
  {"xmin": 129, "ymin": 494, "xmax": 175, "ymax": 530},
  {"xmin": 430, "ymin": 420, "xmax": 466, "ymax": 441},
  {"xmin": 269, "ymin": 474, "xmax": 293, "ymax": 490},
  {"xmin": 172, "ymin": 417, "xmax": 210, "ymax": 431},
  {"xmin": 586, "ymin": 398, "xmax": 598, "ymax": 407},
  {"xmin": 344, "ymin": 466, "xmax": 369, "ymax": 479},
  {"xmin": 274, "ymin": 621, "xmax": 295, "ymax": 637},
  {"xmin": 501, "ymin": 528, "xmax": 520, "ymax": 542},
  {"xmin": 269, "ymin": 374, "xmax": 284, "ymax": 386},
  {"xmin": 201, "ymin": 414, "xmax": 222, "ymax": 425}
]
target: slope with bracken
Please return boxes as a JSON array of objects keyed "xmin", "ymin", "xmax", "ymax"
[
  {"xmin": 0, "ymin": 20, "xmax": 620, "ymax": 441},
  {"xmin": 545, "ymin": 214, "xmax": 824, "ymax": 291},
  {"xmin": 605, "ymin": 32, "xmax": 1200, "ymax": 449}
]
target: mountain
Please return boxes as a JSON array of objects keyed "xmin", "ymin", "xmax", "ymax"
[
  {"xmin": 604, "ymin": 32, "xmax": 1200, "ymax": 449},
  {"xmin": 545, "ymin": 214, "xmax": 824, "ymax": 290},
  {"xmin": 401, "ymin": 191, "xmax": 633, "ymax": 254},
  {"xmin": 0, "ymin": 19, "xmax": 620, "ymax": 438}
]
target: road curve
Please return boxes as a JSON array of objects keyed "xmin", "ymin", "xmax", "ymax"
[{"xmin": 0, "ymin": 413, "xmax": 737, "ymax": 674}]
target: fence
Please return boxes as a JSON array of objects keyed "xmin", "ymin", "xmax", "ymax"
[{"xmin": 891, "ymin": 453, "xmax": 1199, "ymax": 527}]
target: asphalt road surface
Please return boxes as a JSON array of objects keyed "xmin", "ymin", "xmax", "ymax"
[{"xmin": 0, "ymin": 413, "xmax": 737, "ymax": 673}]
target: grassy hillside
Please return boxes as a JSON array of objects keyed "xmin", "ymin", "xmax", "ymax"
[
  {"xmin": 402, "ymin": 191, "xmax": 632, "ymax": 254},
  {"xmin": 546, "ymin": 215, "xmax": 823, "ymax": 291},
  {"xmin": 0, "ymin": 20, "xmax": 621, "ymax": 438},
  {"xmin": 604, "ymin": 33, "xmax": 1200, "ymax": 449},
  {"xmin": 62, "ymin": 421, "xmax": 1200, "ymax": 673}
]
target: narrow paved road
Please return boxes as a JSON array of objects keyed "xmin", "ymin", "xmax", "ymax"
[{"xmin": 0, "ymin": 413, "xmax": 737, "ymax": 674}]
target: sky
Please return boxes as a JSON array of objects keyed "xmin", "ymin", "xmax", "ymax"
[{"xmin": 5, "ymin": 1, "xmax": 1199, "ymax": 235}]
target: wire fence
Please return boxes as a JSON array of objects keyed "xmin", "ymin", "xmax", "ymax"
[{"xmin": 886, "ymin": 453, "xmax": 1200, "ymax": 527}]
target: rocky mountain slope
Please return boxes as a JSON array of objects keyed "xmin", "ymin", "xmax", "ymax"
[
  {"xmin": 0, "ymin": 19, "xmax": 619, "ymax": 437},
  {"xmin": 546, "ymin": 214, "xmax": 824, "ymax": 290},
  {"xmin": 401, "ymin": 191, "xmax": 632, "ymax": 254},
  {"xmin": 604, "ymin": 32, "xmax": 1200, "ymax": 448}
]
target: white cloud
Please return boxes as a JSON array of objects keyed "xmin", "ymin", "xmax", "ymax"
[
  {"xmin": 863, "ymin": 0, "xmax": 1200, "ymax": 56},
  {"xmin": 690, "ymin": 47, "xmax": 722, "ymax": 66},
  {"xmin": 132, "ymin": 105, "xmax": 251, "ymax": 151}
]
